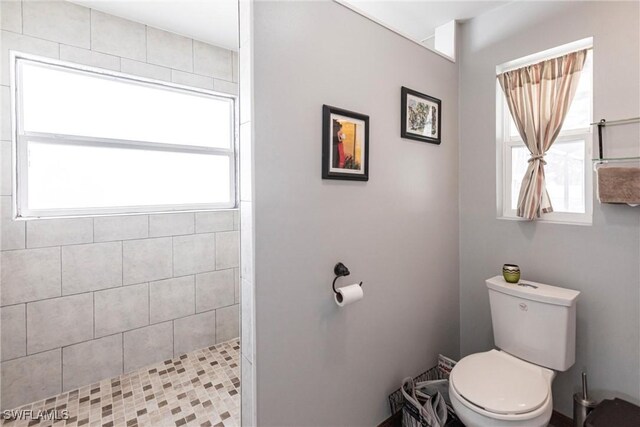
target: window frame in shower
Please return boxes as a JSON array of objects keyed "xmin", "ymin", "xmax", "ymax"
[{"xmin": 10, "ymin": 51, "xmax": 238, "ymax": 219}]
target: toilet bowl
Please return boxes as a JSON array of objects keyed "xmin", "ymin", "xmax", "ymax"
[
  {"xmin": 451, "ymin": 276, "xmax": 580, "ymax": 427},
  {"xmin": 449, "ymin": 350, "xmax": 555, "ymax": 427}
]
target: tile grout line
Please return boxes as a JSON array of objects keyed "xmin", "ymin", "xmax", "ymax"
[
  {"xmin": 0, "ymin": 211, "xmax": 237, "ymax": 252},
  {"xmin": 0, "ymin": 269, "xmax": 235, "ymax": 309},
  {"xmin": 89, "ymin": 8, "xmax": 92, "ymax": 51},
  {"xmin": 8, "ymin": 303, "xmax": 230, "ymax": 363},
  {"xmin": 59, "ymin": 347, "xmax": 63, "ymax": 395},
  {"xmin": 59, "ymin": 246, "xmax": 62, "ymax": 297},
  {"xmin": 24, "ymin": 302, "xmax": 28, "ymax": 359},
  {"xmin": 191, "ymin": 37, "xmax": 195, "ymax": 74}
]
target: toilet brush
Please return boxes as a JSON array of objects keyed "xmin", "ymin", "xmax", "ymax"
[{"xmin": 573, "ymin": 372, "xmax": 598, "ymax": 427}]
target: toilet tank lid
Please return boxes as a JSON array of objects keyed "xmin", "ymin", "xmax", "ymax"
[{"xmin": 486, "ymin": 276, "xmax": 580, "ymax": 307}]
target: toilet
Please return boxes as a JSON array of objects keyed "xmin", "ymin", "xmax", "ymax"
[{"xmin": 449, "ymin": 276, "xmax": 580, "ymax": 427}]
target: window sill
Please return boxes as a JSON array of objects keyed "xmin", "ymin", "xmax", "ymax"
[
  {"xmin": 15, "ymin": 205, "xmax": 239, "ymax": 221},
  {"xmin": 497, "ymin": 214, "xmax": 593, "ymax": 226}
]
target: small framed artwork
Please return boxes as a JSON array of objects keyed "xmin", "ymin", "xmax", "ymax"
[
  {"xmin": 401, "ymin": 86, "xmax": 441, "ymax": 144},
  {"xmin": 322, "ymin": 105, "xmax": 369, "ymax": 181}
]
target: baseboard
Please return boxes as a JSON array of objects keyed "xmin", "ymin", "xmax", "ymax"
[
  {"xmin": 378, "ymin": 410, "xmax": 572, "ymax": 427},
  {"xmin": 377, "ymin": 412, "xmax": 401, "ymax": 427},
  {"xmin": 551, "ymin": 410, "xmax": 573, "ymax": 427}
]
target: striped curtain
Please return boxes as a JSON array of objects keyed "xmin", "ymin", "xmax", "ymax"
[{"xmin": 498, "ymin": 49, "xmax": 588, "ymax": 220}]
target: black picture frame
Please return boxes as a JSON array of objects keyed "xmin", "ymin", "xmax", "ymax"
[
  {"xmin": 401, "ymin": 86, "xmax": 441, "ymax": 144},
  {"xmin": 322, "ymin": 105, "xmax": 370, "ymax": 181}
]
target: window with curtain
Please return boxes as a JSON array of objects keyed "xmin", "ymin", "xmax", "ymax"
[
  {"xmin": 12, "ymin": 53, "xmax": 237, "ymax": 219},
  {"xmin": 497, "ymin": 40, "xmax": 593, "ymax": 224}
]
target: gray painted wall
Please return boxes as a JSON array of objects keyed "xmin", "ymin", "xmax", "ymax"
[
  {"xmin": 459, "ymin": 0, "xmax": 640, "ymax": 417},
  {"xmin": 252, "ymin": 2, "xmax": 460, "ymax": 425}
]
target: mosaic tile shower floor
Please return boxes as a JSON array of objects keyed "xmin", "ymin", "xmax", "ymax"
[{"xmin": 1, "ymin": 339, "xmax": 240, "ymax": 427}]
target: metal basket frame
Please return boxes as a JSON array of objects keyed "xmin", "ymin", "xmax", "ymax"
[{"xmin": 388, "ymin": 366, "xmax": 462, "ymax": 427}]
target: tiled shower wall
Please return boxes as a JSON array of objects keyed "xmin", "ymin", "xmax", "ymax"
[{"xmin": 0, "ymin": 0, "xmax": 239, "ymax": 410}]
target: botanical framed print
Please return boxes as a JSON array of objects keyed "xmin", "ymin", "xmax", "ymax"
[
  {"xmin": 322, "ymin": 105, "xmax": 369, "ymax": 181},
  {"xmin": 401, "ymin": 86, "xmax": 441, "ymax": 144}
]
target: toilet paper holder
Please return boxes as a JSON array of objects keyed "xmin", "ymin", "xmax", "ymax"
[{"xmin": 332, "ymin": 262, "xmax": 363, "ymax": 295}]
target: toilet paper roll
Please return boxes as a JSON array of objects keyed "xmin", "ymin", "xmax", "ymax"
[{"xmin": 335, "ymin": 284, "xmax": 364, "ymax": 307}]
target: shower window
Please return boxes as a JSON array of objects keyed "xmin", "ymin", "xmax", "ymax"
[{"xmin": 12, "ymin": 53, "xmax": 236, "ymax": 218}]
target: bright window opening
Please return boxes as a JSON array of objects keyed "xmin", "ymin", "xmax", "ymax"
[
  {"xmin": 497, "ymin": 41, "xmax": 593, "ymax": 224},
  {"xmin": 13, "ymin": 54, "xmax": 236, "ymax": 218}
]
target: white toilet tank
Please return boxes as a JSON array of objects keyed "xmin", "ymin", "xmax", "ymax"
[{"xmin": 487, "ymin": 276, "xmax": 580, "ymax": 371}]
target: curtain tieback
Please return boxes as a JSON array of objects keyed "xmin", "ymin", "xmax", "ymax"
[{"xmin": 528, "ymin": 154, "xmax": 547, "ymax": 165}]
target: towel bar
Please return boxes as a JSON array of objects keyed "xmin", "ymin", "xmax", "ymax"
[{"xmin": 590, "ymin": 117, "xmax": 640, "ymax": 160}]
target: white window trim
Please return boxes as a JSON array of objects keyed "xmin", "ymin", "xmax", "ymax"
[
  {"xmin": 10, "ymin": 52, "xmax": 238, "ymax": 219},
  {"xmin": 495, "ymin": 39, "xmax": 594, "ymax": 226}
]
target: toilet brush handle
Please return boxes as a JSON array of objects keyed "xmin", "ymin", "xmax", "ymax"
[{"xmin": 582, "ymin": 372, "xmax": 588, "ymax": 400}]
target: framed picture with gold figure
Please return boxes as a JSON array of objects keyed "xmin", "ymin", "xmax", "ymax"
[{"xmin": 322, "ymin": 105, "xmax": 369, "ymax": 181}]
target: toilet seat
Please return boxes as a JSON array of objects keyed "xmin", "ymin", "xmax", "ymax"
[{"xmin": 450, "ymin": 350, "xmax": 550, "ymax": 416}]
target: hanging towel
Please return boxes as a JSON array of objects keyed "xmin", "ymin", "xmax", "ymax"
[{"xmin": 597, "ymin": 167, "xmax": 640, "ymax": 205}]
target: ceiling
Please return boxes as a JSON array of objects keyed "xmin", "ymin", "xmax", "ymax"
[
  {"xmin": 68, "ymin": 1, "xmax": 507, "ymax": 53},
  {"xmin": 340, "ymin": 0, "xmax": 508, "ymax": 43},
  {"xmin": 70, "ymin": 0, "xmax": 239, "ymax": 50}
]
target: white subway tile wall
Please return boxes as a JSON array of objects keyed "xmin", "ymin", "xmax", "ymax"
[
  {"xmin": 1, "ymin": 141, "xmax": 12, "ymax": 195},
  {"xmin": 93, "ymin": 215, "xmax": 149, "ymax": 242},
  {"xmin": 94, "ymin": 283, "xmax": 149, "ymax": 338},
  {"xmin": 148, "ymin": 212, "xmax": 195, "ymax": 237},
  {"xmin": 1, "ymin": 246, "xmax": 61, "ymax": 306},
  {"xmin": 1, "ymin": 85, "xmax": 10, "ymax": 141},
  {"xmin": 26, "ymin": 293, "xmax": 94, "ymax": 354},
  {"xmin": 123, "ymin": 322, "xmax": 174, "ymax": 373},
  {"xmin": 171, "ymin": 69, "xmax": 214, "ymax": 90},
  {"xmin": 122, "ymin": 237, "xmax": 173, "ymax": 285},
  {"xmin": 173, "ymin": 310, "xmax": 217, "ymax": 356},
  {"xmin": 61, "ymin": 334, "xmax": 123, "ymax": 392},
  {"xmin": 61, "ymin": 241, "xmax": 122, "ymax": 295},
  {"xmin": 0, "ymin": 304, "xmax": 26, "ymax": 361},
  {"xmin": 59, "ymin": 44, "xmax": 121, "ymax": 72},
  {"xmin": 173, "ymin": 233, "xmax": 217, "ymax": 276},
  {"xmin": 195, "ymin": 211, "xmax": 235, "ymax": 233},
  {"xmin": 26, "ymin": 217, "xmax": 94, "ymax": 248},
  {"xmin": 90, "ymin": 10, "xmax": 146, "ymax": 61},
  {"xmin": 146, "ymin": 27, "xmax": 193, "ymax": 72},
  {"xmin": 193, "ymin": 40, "xmax": 234, "ymax": 81},
  {"xmin": 149, "ymin": 276, "xmax": 195, "ymax": 324},
  {"xmin": 1, "ymin": 196, "xmax": 25, "ymax": 250},
  {"xmin": 196, "ymin": 269, "xmax": 236, "ymax": 313},
  {"xmin": 0, "ymin": 0, "xmax": 22, "ymax": 34},
  {"xmin": 120, "ymin": 58, "xmax": 171, "ymax": 82},
  {"xmin": 22, "ymin": 1, "xmax": 90, "ymax": 49},
  {"xmin": 0, "ymin": 349, "xmax": 61, "ymax": 411},
  {"xmin": 0, "ymin": 0, "xmax": 239, "ymax": 410},
  {"xmin": 216, "ymin": 231, "xmax": 240, "ymax": 270},
  {"xmin": 216, "ymin": 304, "xmax": 240, "ymax": 344}
]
